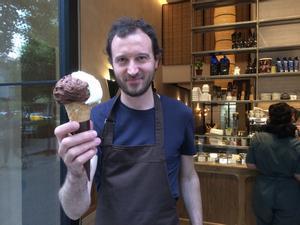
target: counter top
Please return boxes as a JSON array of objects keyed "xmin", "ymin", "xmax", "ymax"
[{"xmin": 194, "ymin": 161, "xmax": 258, "ymax": 176}]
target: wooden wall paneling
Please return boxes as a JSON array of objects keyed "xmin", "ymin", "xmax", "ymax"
[
  {"xmin": 162, "ymin": 1, "xmax": 191, "ymax": 65},
  {"xmin": 245, "ymin": 176, "xmax": 256, "ymax": 225},
  {"xmin": 173, "ymin": 4, "xmax": 182, "ymax": 65},
  {"xmin": 162, "ymin": 4, "xmax": 173, "ymax": 65},
  {"xmin": 204, "ymin": 8, "xmax": 215, "ymax": 52},
  {"xmin": 193, "ymin": 9, "xmax": 203, "ymax": 55},
  {"xmin": 201, "ymin": 173, "xmax": 239, "ymax": 225},
  {"xmin": 177, "ymin": 164, "xmax": 257, "ymax": 225},
  {"xmin": 181, "ymin": 2, "xmax": 191, "ymax": 64}
]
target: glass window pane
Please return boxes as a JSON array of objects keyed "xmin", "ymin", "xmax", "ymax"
[
  {"xmin": 0, "ymin": 0, "xmax": 61, "ymax": 224},
  {"xmin": 0, "ymin": 0, "xmax": 59, "ymax": 83},
  {"xmin": 0, "ymin": 85, "xmax": 60, "ymax": 225},
  {"xmin": 22, "ymin": 85, "xmax": 60, "ymax": 225}
]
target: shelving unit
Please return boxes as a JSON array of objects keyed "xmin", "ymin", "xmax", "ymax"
[{"xmin": 190, "ymin": 0, "xmax": 300, "ymax": 154}]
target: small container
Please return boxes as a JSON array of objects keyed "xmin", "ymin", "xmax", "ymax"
[
  {"xmin": 271, "ymin": 66, "xmax": 277, "ymax": 73},
  {"xmin": 260, "ymin": 93, "xmax": 272, "ymax": 100},
  {"xmin": 192, "ymin": 87, "xmax": 201, "ymax": 102},
  {"xmin": 197, "ymin": 152, "xmax": 207, "ymax": 162},
  {"xmin": 282, "ymin": 57, "xmax": 288, "ymax": 72},
  {"xmin": 208, "ymin": 153, "xmax": 218, "ymax": 162},
  {"xmin": 288, "ymin": 57, "xmax": 294, "ymax": 72},
  {"xmin": 272, "ymin": 92, "xmax": 281, "ymax": 100},
  {"xmin": 241, "ymin": 138, "xmax": 248, "ymax": 146},
  {"xmin": 290, "ymin": 95, "xmax": 297, "ymax": 100},
  {"xmin": 259, "ymin": 58, "xmax": 272, "ymax": 73},
  {"xmin": 276, "ymin": 57, "xmax": 283, "ymax": 72},
  {"xmin": 219, "ymin": 154, "xmax": 228, "ymax": 164},
  {"xmin": 294, "ymin": 57, "xmax": 299, "ymax": 72},
  {"xmin": 239, "ymin": 153, "xmax": 247, "ymax": 164}
]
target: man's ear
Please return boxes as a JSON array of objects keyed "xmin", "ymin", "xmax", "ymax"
[{"xmin": 154, "ymin": 55, "xmax": 161, "ymax": 70}]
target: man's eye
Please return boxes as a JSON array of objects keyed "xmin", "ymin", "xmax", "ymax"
[
  {"xmin": 116, "ymin": 57, "xmax": 127, "ymax": 63},
  {"xmin": 137, "ymin": 56, "xmax": 148, "ymax": 62}
]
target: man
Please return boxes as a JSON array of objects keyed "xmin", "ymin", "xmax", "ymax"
[{"xmin": 55, "ymin": 17, "xmax": 203, "ymax": 225}]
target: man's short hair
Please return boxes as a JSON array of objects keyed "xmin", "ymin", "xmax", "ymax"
[{"xmin": 106, "ymin": 17, "xmax": 162, "ymax": 63}]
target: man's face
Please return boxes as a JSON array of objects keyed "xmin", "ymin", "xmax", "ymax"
[{"xmin": 111, "ymin": 29, "xmax": 159, "ymax": 97}]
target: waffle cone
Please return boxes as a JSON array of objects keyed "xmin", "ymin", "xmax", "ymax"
[{"xmin": 64, "ymin": 102, "xmax": 92, "ymax": 122}]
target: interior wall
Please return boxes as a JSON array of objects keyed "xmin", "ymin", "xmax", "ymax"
[{"xmin": 80, "ymin": 0, "xmax": 171, "ymax": 101}]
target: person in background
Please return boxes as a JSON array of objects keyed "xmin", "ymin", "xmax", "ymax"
[
  {"xmin": 291, "ymin": 106, "xmax": 300, "ymax": 138},
  {"xmin": 55, "ymin": 17, "xmax": 203, "ymax": 225},
  {"xmin": 246, "ymin": 102, "xmax": 300, "ymax": 225}
]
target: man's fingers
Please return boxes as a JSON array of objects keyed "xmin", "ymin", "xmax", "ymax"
[
  {"xmin": 63, "ymin": 137, "xmax": 100, "ymax": 164},
  {"xmin": 60, "ymin": 130, "xmax": 98, "ymax": 150},
  {"xmin": 69, "ymin": 148, "xmax": 98, "ymax": 169},
  {"xmin": 54, "ymin": 121, "xmax": 80, "ymax": 143}
]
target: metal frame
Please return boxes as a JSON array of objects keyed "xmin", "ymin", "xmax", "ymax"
[{"xmin": 59, "ymin": 0, "xmax": 79, "ymax": 224}]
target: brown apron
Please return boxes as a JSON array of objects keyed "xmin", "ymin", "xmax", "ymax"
[{"xmin": 95, "ymin": 94, "xmax": 179, "ymax": 225}]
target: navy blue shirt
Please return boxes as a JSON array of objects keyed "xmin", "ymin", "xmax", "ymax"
[{"xmin": 91, "ymin": 95, "xmax": 196, "ymax": 198}]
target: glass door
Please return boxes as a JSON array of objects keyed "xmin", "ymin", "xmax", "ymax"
[{"xmin": 0, "ymin": 0, "xmax": 77, "ymax": 224}]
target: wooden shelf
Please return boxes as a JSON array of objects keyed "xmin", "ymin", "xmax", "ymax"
[
  {"xmin": 192, "ymin": 45, "xmax": 300, "ymax": 56},
  {"xmin": 192, "ymin": 16, "xmax": 300, "ymax": 33},
  {"xmin": 198, "ymin": 143, "xmax": 249, "ymax": 151},
  {"xmin": 193, "ymin": 100, "xmax": 300, "ymax": 104},
  {"xmin": 193, "ymin": 72, "xmax": 300, "ymax": 80},
  {"xmin": 194, "ymin": 100, "xmax": 253, "ymax": 104},
  {"xmin": 192, "ymin": 21, "xmax": 256, "ymax": 33},
  {"xmin": 259, "ymin": 44, "xmax": 300, "ymax": 52},
  {"xmin": 192, "ymin": 47, "xmax": 256, "ymax": 56},
  {"xmin": 192, "ymin": 0, "xmax": 255, "ymax": 9},
  {"xmin": 258, "ymin": 72, "xmax": 300, "ymax": 77},
  {"xmin": 259, "ymin": 15, "xmax": 300, "ymax": 27},
  {"xmin": 194, "ymin": 74, "xmax": 257, "ymax": 80},
  {"xmin": 196, "ymin": 134, "xmax": 251, "ymax": 139}
]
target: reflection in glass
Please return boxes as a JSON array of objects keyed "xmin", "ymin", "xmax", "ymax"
[
  {"xmin": 0, "ymin": 0, "xmax": 60, "ymax": 225},
  {"xmin": 21, "ymin": 85, "xmax": 60, "ymax": 225}
]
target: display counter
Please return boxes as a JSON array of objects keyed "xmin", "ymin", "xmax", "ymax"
[{"xmin": 177, "ymin": 162, "xmax": 258, "ymax": 225}]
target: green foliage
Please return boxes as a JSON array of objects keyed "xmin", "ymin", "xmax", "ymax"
[
  {"xmin": 0, "ymin": 0, "xmax": 58, "ymax": 56},
  {"xmin": 20, "ymin": 38, "xmax": 56, "ymax": 81},
  {"xmin": 194, "ymin": 60, "xmax": 203, "ymax": 69},
  {"xmin": 20, "ymin": 37, "xmax": 56, "ymax": 102}
]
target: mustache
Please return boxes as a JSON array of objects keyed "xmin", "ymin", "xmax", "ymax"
[{"xmin": 124, "ymin": 73, "xmax": 144, "ymax": 81}]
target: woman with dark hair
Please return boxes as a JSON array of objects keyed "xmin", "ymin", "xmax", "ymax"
[
  {"xmin": 246, "ymin": 102, "xmax": 300, "ymax": 225},
  {"xmin": 291, "ymin": 106, "xmax": 300, "ymax": 138}
]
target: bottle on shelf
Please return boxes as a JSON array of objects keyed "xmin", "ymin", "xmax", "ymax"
[
  {"xmin": 232, "ymin": 112, "xmax": 239, "ymax": 136},
  {"xmin": 249, "ymin": 85, "xmax": 254, "ymax": 101},
  {"xmin": 231, "ymin": 32, "xmax": 237, "ymax": 49},
  {"xmin": 251, "ymin": 58, "xmax": 257, "ymax": 74},
  {"xmin": 294, "ymin": 57, "xmax": 299, "ymax": 72},
  {"xmin": 210, "ymin": 54, "xmax": 220, "ymax": 75},
  {"xmin": 220, "ymin": 55, "xmax": 230, "ymax": 75},
  {"xmin": 288, "ymin": 57, "xmax": 294, "ymax": 72},
  {"xmin": 240, "ymin": 90, "xmax": 245, "ymax": 101},
  {"xmin": 232, "ymin": 83, "xmax": 238, "ymax": 100},
  {"xmin": 276, "ymin": 57, "xmax": 284, "ymax": 72},
  {"xmin": 245, "ymin": 58, "xmax": 253, "ymax": 74},
  {"xmin": 282, "ymin": 57, "xmax": 288, "ymax": 72},
  {"xmin": 226, "ymin": 82, "xmax": 233, "ymax": 100}
]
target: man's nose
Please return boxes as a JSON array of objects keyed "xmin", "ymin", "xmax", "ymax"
[{"xmin": 127, "ymin": 61, "xmax": 139, "ymax": 76}]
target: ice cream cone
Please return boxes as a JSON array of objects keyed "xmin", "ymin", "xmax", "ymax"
[
  {"xmin": 64, "ymin": 102, "xmax": 92, "ymax": 122},
  {"xmin": 64, "ymin": 102, "xmax": 93, "ymax": 180},
  {"xmin": 53, "ymin": 71, "xmax": 103, "ymax": 181}
]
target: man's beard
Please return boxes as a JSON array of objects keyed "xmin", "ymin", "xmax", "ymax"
[{"xmin": 115, "ymin": 72, "xmax": 154, "ymax": 97}]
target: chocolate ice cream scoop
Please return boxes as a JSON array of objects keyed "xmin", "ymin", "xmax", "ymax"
[{"xmin": 53, "ymin": 75, "xmax": 90, "ymax": 104}]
